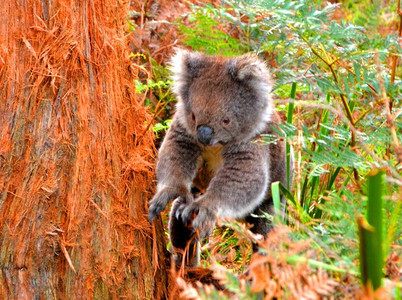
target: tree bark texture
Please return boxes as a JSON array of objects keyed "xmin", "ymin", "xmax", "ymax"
[{"xmin": 0, "ymin": 0, "xmax": 169, "ymax": 298}]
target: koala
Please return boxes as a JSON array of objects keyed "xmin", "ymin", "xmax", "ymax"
[{"xmin": 148, "ymin": 50, "xmax": 293, "ymax": 266}]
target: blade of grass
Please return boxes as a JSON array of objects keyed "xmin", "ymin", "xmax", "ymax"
[
  {"xmin": 314, "ymin": 167, "xmax": 342, "ymax": 219},
  {"xmin": 366, "ymin": 169, "xmax": 384, "ymax": 290},
  {"xmin": 287, "ymin": 255, "xmax": 359, "ymax": 276},
  {"xmin": 271, "ymin": 181, "xmax": 282, "ymax": 220},
  {"xmin": 286, "ymin": 82, "xmax": 296, "ymax": 190},
  {"xmin": 358, "ymin": 217, "xmax": 375, "ymax": 289},
  {"xmin": 358, "ymin": 169, "xmax": 385, "ymax": 291},
  {"xmin": 327, "ymin": 167, "xmax": 341, "ymax": 191},
  {"xmin": 278, "ymin": 181, "xmax": 295, "ymax": 205},
  {"xmin": 287, "ymin": 82, "xmax": 296, "ymax": 122},
  {"xmin": 385, "ymin": 196, "xmax": 401, "ymax": 258}
]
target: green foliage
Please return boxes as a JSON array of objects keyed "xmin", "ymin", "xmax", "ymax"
[
  {"xmin": 271, "ymin": 181, "xmax": 282, "ymax": 217},
  {"xmin": 153, "ymin": 119, "xmax": 172, "ymax": 138},
  {"xmin": 178, "ymin": 5, "xmax": 247, "ymax": 55},
  {"xmin": 168, "ymin": 0, "xmax": 402, "ymax": 296},
  {"xmin": 343, "ymin": 0, "xmax": 398, "ymax": 31},
  {"xmin": 135, "ymin": 78, "xmax": 171, "ymax": 95},
  {"xmin": 130, "ymin": 53, "xmax": 175, "ymax": 136}
]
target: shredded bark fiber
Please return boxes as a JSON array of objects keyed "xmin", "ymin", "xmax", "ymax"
[{"xmin": 0, "ymin": 0, "xmax": 169, "ymax": 298}]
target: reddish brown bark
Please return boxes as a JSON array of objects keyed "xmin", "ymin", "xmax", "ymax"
[{"xmin": 0, "ymin": 0, "xmax": 169, "ymax": 298}]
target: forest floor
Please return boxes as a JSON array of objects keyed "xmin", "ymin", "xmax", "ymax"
[{"xmin": 130, "ymin": 0, "xmax": 401, "ymax": 299}]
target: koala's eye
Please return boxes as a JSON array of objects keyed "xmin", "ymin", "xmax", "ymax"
[
  {"xmin": 222, "ymin": 117, "xmax": 231, "ymax": 126},
  {"xmin": 191, "ymin": 112, "xmax": 196, "ymax": 122}
]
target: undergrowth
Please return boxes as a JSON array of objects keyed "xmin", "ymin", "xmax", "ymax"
[{"xmin": 135, "ymin": 0, "xmax": 402, "ymax": 298}]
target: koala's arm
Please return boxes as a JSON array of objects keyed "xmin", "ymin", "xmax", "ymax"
[
  {"xmin": 175, "ymin": 142, "xmax": 269, "ymax": 235},
  {"xmin": 148, "ymin": 118, "xmax": 201, "ymax": 221}
]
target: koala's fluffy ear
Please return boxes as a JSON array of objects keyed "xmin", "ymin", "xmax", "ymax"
[
  {"xmin": 228, "ymin": 54, "xmax": 272, "ymax": 84},
  {"xmin": 169, "ymin": 49, "xmax": 206, "ymax": 102}
]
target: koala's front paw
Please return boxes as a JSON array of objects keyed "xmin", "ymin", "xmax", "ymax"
[
  {"xmin": 148, "ymin": 187, "xmax": 192, "ymax": 222},
  {"xmin": 175, "ymin": 201, "xmax": 216, "ymax": 238}
]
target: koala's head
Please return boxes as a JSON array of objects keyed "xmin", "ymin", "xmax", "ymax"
[{"xmin": 170, "ymin": 49, "xmax": 273, "ymax": 146}]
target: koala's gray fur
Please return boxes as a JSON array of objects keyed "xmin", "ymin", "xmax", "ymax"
[{"xmin": 148, "ymin": 49, "xmax": 293, "ymax": 266}]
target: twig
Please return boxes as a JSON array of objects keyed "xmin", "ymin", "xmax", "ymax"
[
  {"xmin": 61, "ymin": 242, "xmax": 76, "ymax": 273},
  {"xmin": 89, "ymin": 199, "xmax": 109, "ymax": 220},
  {"xmin": 151, "ymin": 40, "xmax": 178, "ymax": 57}
]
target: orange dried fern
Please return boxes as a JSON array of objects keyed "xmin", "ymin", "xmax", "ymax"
[{"xmin": 175, "ymin": 226, "xmax": 339, "ymax": 300}]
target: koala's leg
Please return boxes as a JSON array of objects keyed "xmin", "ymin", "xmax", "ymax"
[
  {"xmin": 175, "ymin": 142, "xmax": 271, "ymax": 237},
  {"xmin": 169, "ymin": 197, "xmax": 200, "ymax": 267},
  {"xmin": 148, "ymin": 119, "xmax": 201, "ymax": 221},
  {"xmin": 245, "ymin": 139, "xmax": 292, "ymax": 252},
  {"xmin": 245, "ymin": 199, "xmax": 275, "ymax": 252}
]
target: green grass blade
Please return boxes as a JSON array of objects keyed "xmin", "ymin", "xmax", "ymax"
[
  {"xmin": 366, "ymin": 170, "xmax": 384, "ymax": 252},
  {"xmin": 358, "ymin": 217, "xmax": 374, "ymax": 288},
  {"xmin": 358, "ymin": 169, "xmax": 385, "ymax": 291},
  {"xmin": 327, "ymin": 167, "xmax": 341, "ymax": 191},
  {"xmin": 366, "ymin": 169, "xmax": 384, "ymax": 290},
  {"xmin": 287, "ymin": 82, "xmax": 296, "ymax": 123},
  {"xmin": 271, "ymin": 181, "xmax": 282, "ymax": 220},
  {"xmin": 385, "ymin": 198, "xmax": 401, "ymax": 258},
  {"xmin": 278, "ymin": 181, "xmax": 295, "ymax": 205},
  {"xmin": 286, "ymin": 82, "xmax": 296, "ymax": 190},
  {"xmin": 287, "ymin": 255, "xmax": 359, "ymax": 276},
  {"xmin": 318, "ymin": 93, "xmax": 330, "ymax": 136}
]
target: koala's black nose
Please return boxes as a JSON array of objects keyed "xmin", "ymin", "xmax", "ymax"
[{"xmin": 197, "ymin": 125, "xmax": 213, "ymax": 145}]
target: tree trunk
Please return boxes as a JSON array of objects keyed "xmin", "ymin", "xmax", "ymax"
[{"xmin": 0, "ymin": 0, "xmax": 169, "ymax": 298}]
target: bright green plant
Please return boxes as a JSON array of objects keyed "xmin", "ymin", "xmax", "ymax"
[
  {"xmin": 178, "ymin": 6, "xmax": 247, "ymax": 56},
  {"xmin": 358, "ymin": 169, "xmax": 385, "ymax": 291},
  {"xmin": 171, "ymin": 0, "xmax": 402, "ymax": 297},
  {"xmin": 153, "ymin": 119, "xmax": 172, "ymax": 138},
  {"xmin": 131, "ymin": 53, "xmax": 176, "ymax": 136}
]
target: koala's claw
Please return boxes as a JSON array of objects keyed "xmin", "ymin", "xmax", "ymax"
[
  {"xmin": 148, "ymin": 202, "xmax": 165, "ymax": 222},
  {"xmin": 175, "ymin": 201, "xmax": 216, "ymax": 238},
  {"xmin": 193, "ymin": 206, "xmax": 216, "ymax": 238},
  {"xmin": 148, "ymin": 188, "xmax": 193, "ymax": 222},
  {"xmin": 148, "ymin": 189, "xmax": 172, "ymax": 222},
  {"xmin": 175, "ymin": 202, "xmax": 197, "ymax": 224},
  {"xmin": 171, "ymin": 196, "xmax": 188, "ymax": 221}
]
